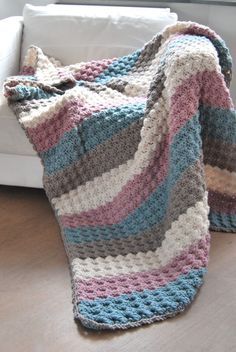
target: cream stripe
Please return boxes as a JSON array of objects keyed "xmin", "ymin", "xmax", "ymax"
[
  {"xmin": 71, "ymin": 195, "xmax": 209, "ymax": 280},
  {"xmin": 205, "ymin": 165, "xmax": 236, "ymax": 196}
]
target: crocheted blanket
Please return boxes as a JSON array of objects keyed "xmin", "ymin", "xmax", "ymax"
[{"xmin": 4, "ymin": 22, "xmax": 236, "ymax": 330}]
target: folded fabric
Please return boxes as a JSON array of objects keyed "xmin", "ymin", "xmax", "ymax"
[{"xmin": 4, "ymin": 21, "xmax": 236, "ymax": 330}]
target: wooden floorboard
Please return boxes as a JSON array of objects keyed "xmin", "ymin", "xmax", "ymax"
[{"xmin": 0, "ymin": 185, "xmax": 236, "ymax": 352}]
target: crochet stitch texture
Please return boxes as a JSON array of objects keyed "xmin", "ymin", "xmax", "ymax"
[{"xmin": 4, "ymin": 22, "xmax": 236, "ymax": 330}]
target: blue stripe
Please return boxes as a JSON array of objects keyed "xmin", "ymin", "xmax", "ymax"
[
  {"xmin": 41, "ymin": 128, "xmax": 84, "ymax": 174},
  {"xmin": 77, "ymin": 268, "xmax": 206, "ymax": 328},
  {"xmin": 79, "ymin": 102, "xmax": 145, "ymax": 151},
  {"xmin": 211, "ymin": 38, "xmax": 232, "ymax": 74},
  {"xmin": 94, "ymin": 50, "xmax": 141, "ymax": 84},
  {"xmin": 12, "ymin": 85, "xmax": 54, "ymax": 101},
  {"xmin": 64, "ymin": 113, "xmax": 202, "ymax": 244},
  {"xmin": 200, "ymin": 106, "xmax": 236, "ymax": 144},
  {"xmin": 209, "ymin": 211, "xmax": 236, "ymax": 231},
  {"xmin": 41, "ymin": 102, "xmax": 145, "ymax": 174}
]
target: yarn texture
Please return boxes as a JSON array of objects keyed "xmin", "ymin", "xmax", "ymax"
[{"xmin": 4, "ymin": 22, "xmax": 236, "ymax": 330}]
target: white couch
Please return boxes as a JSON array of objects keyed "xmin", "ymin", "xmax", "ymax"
[{"xmin": 0, "ymin": 4, "xmax": 177, "ymax": 188}]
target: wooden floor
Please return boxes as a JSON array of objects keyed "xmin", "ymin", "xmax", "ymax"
[{"xmin": 0, "ymin": 185, "xmax": 236, "ymax": 352}]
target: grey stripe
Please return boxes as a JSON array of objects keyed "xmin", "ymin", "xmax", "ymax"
[
  {"xmin": 106, "ymin": 78, "xmax": 129, "ymax": 93},
  {"xmin": 203, "ymin": 137, "xmax": 236, "ymax": 172},
  {"xmin": 135, "ymin": 34, "xmax": 162, "ymax": 70},
  {"xmin": 145, "ymin": 68, "xmax": 165, "ymax": 114},
  {"xmin": 66, "ymin": 161, "xmax": 205, "ymax": 259}
]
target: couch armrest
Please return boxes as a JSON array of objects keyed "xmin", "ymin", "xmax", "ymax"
[{"xmin": 0, "ymin": 16, "xmax": 23, "ymax": 92}]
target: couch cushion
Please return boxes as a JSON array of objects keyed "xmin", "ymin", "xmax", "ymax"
[
  {"xmin": 21, "ymin": 4, "xmax": 177, "ymax": 65},
  {"xmin": 0, "ymin": 94, "xmax": 36, "ymax": 156},
  {"xmin": 0, "ymin": 17, "xmax": 23, "ymax": 88}
]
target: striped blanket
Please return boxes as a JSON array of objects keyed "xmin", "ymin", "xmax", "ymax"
[{"xmin": 4, "ymin": 22, "xmax": 236, "ymax": 330}]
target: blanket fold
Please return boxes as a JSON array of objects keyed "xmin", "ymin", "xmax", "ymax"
[{"xmin": 4, "ymin": 21, "xmax": 236, "ymax": 330}]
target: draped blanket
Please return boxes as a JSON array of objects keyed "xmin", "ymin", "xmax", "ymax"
[{"xmin": 4, "ymin": 22, "xmax": 236, "ymax": 330}]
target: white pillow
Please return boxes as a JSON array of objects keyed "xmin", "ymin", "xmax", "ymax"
[
  {"xmin": 21, "ymin": 4, "xmax": 177, "ymax": 65},
  {"xmin": 0, "ymin": 17, "xmax": 23, "ymax": 89}
]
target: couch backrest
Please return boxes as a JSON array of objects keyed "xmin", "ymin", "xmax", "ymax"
[{"xmin": 21, "ymin": 4, "xmax": 177, "ymax": 65}]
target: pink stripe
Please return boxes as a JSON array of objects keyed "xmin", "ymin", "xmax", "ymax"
[
  {"xmin": 208, "ymin": 190, "xmax": 236, "ymax": 214},
  {"xmin": 184, "ymin": 24, "xmax": 219, "ymax": 41},
  {"xmin": 27, "ymin": 99, "xmax": 94, "ymax": 152},
  {"xmin": 73, "ymin": 58, "xmax": 114, "ymax": 81},
  {"xmin": 61, "ymin": 71, "xmax": 203, "ymax": 228},
  {"xmin": 74, "ymin": 234, "xmax": 210, "ymax": 301},
  {"xmin": 27, "ymin": 97, "xmax": 145, "ymax": 152},
  {"xmin": 170, "ymin": 71, "xmax": 232, "ymax": 127},
  {"xmin": 20, "ymin": 66, "xmax": 35, "ymax": 75},
  {"xmin": 201, "ymin": 70, "xmax": 233, "ymax": 109}
]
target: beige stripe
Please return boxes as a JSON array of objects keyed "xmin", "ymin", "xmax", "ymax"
[{"xmin": 205, "ymin": 165, "xmax": 236, "ymax": 196}]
